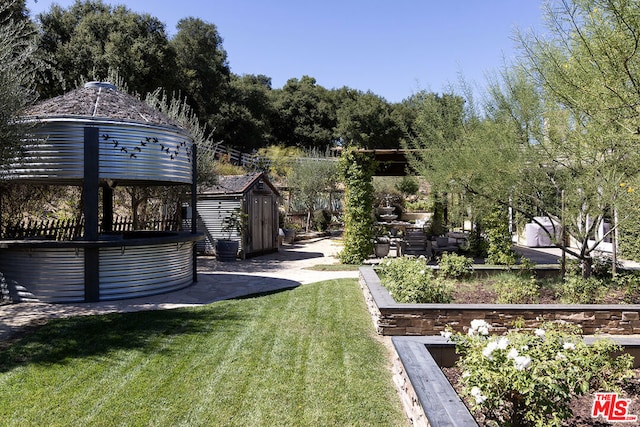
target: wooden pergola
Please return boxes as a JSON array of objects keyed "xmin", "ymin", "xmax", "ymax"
[{"xmin": 332, "ymin": 148, "xmax": 417, "ymax": 176}]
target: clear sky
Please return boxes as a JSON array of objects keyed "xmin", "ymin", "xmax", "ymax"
[{"xmin": 25, "ymin": 0, "xmax": 548, "ymax": 103}]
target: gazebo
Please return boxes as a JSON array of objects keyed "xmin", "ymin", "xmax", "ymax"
[{"xmin": 0, "ymin": 82, "xmax": 202, "ymax": 303}]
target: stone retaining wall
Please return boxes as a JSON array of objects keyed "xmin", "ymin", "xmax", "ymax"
[
  {"xmin": 391, "ymin": 351, "xmax": 429, "ymax": 427},
  {"xmin": 359, "ymin": 266, "xmax": 640, "ymax": 336}
]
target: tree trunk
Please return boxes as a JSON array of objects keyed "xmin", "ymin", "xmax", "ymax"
[{"xmin": 582, "ymin": 256, "xmax": 593, "ymax": 279}]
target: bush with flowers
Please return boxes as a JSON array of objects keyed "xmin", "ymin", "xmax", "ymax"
[
  {"xmin": 375, "ymin": 256, "xmax": 453, "ymax": 303},
  {"xmin": 442, "ymin": 320, "xmax": 634, "ymax": 427}
]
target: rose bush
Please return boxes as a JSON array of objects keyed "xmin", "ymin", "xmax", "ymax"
[{"xmin": 443, "ymin": 320, "xmax": 634, "ymax": 427}]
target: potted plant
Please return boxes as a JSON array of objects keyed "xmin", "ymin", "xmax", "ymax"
[
  {"xmin": 283, "ymin": 220, "xmax": 300, "ymax": 244},
  {"xmin": 427, "ymin": 197, "xmax": 449, "ymax": 247},
  {"xmin": 373, "ymin": 226, "xmax": 391, "ymax": 257},
  {"xmin": 216, "ymin": 208, "xmax": 247, "ymax": 261}
]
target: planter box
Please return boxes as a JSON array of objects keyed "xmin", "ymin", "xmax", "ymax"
[
  {"xmin": 359, "ymin": 266, "xmax": 640, "ymax": 336},
  {"xmin": 391, "ymin": 335, "xmax": 640, "ymax": 427}
]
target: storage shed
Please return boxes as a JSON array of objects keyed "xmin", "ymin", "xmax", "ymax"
[{"xmin": 197, "ymin": 172, "xmax": 280, "ymax": 258}]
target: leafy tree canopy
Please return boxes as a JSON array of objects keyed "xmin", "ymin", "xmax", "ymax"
[
  {"xmin": 334, "ymin": 88, "xmax": 404, "ymax": 149},
  {"xmin": 30, "ymin": 1, "xmax": 437, "ymax": 153},
  {"xmin": 270, "ymin": 76, "xmax": 338, "ymax": 149},
  {"xmin": 36, "ymin": 0, "xmax": 176, "ymax": 97},
  {"xmin": 170, "ymin": 17, "xmax": 231, "ymax": 133},
  {"xmin": 217, "ymin": 74, "xmax": 274, "ymax": 151}
]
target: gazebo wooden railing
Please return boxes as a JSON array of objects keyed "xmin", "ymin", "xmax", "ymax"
[{"xmin": 1, "ymin": 216, "xmax": 181, "ymax": 240}]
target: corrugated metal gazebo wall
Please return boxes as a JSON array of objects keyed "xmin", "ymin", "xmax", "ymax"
[{"xmin": 8, "ymin": 118, "xmax": 193, "ymax": 185}]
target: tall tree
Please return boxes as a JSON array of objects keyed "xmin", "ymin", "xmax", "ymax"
[
  {"xmin": 270, "ymin": 76, "xmax": 337, "ymax": 149},
  {"xmin": 170, "ymin": 17, "xmax": 231, "ymax": 136},
  {"xmin": 334, "ymin": 89, "xmax": 403, "ymax": 148},
  {"xmin": 517, "ymin": 0, "xmax": 640, "ymax": 276},
  {"xmin": 36, "ymin": 0, "xmax": 175, "ymax": 97},
  {"xmin": 218, "ymin": 74, "xmax": 274, "ymax": 151},
  {"xmin": 407, "ymin": 0, "xmax": 640, "ymax": 277}
]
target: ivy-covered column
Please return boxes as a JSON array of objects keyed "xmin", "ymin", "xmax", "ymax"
[{"xmin": 338, "ymin": 147, "xmax": 376, "ymax": 264}]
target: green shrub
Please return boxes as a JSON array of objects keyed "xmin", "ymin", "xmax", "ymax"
[
  {"xmin": 404, "ymin": 199, "xmax": 430, "ymax": 211},
  {"xmin": 494, "ymin": 273, "xmax": 539, "ymax": 304},
  {"xmin": 444, "ymin": 321, "xmax": 633, "ymax": 427},
  {"xmin": 313, "ymin": 209, "xmax": 331, "ymax": 231},
  {"xmin": 437, "ymin": 252, "xmax": 473, "ymax": 279},
  {"xmin": 461, "ymin": 231, "xmax": 488, "ymax": 258},
  {"xmin": 558, "ymin": 274, "xmax": 606, "ymax": 304},
  {"xmin": 395, "ymin": 176, "xmax": 419, "ymax": 195},
  {"xmin": 612, "ymin": 272, "xmax": 640, "ymax": 304},
  {"xmin": 483, "ymin": 208, "xmax": 519, "ymax": 266},
  {"xmin": 376, "ymin": 257, "xmax": 453, "ymax": 303}
]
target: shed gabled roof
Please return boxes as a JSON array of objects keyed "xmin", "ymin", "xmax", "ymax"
[{"xmin": 199, "ymin": 172, "xmax": 280, "ymax": 197}]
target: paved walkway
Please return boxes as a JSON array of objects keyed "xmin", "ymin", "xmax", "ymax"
[{"xmin": 0, "ymin": 237, "xmax": 358, "ymax": 341}]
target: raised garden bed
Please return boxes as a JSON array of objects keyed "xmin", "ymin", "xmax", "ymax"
[
  {"xmin": 359, "ymin": 266, "xmax": 640, "ymax": 336},
  {"xmin": 391, "ymin": 336, "xmax": 640, "ymax": 427},
  {"xmin": 361, "ymin": 265, "xmax": 640, "ymax": 425}
]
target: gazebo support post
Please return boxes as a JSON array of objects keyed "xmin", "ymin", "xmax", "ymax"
[
  {"xmin": 102, "ymin": 184, "xmax": 113, "ymax": 233},
  {"xmin": 191, "ymin": 144, "xmax": 198, "ymax": 282},
  {"xmin": 83, "ymin": 127, "xmax": 100, "ymax": 302}
]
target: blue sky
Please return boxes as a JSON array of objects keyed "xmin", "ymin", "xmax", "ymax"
[{"xmin": 26, "ymin": 0, "xmax": 548, "ymax": 103}]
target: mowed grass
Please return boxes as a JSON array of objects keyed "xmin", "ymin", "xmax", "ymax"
[{"xmin": 0, "ymin": 279, "xmax": 406, "ymax": 426}]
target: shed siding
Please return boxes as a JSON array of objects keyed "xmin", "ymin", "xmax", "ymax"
[{"xmin": 196, "ymin": 198, "xmax": 242, "ymax": 254}]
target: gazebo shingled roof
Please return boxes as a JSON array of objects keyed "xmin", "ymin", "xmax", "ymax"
[{"xmin": 24, "ymin": 82, "xmax": 179, "ymax": 127}]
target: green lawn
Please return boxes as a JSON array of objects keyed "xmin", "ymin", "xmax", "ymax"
[{"xmin": 0, "ymin": 279, "xmax": 406, "ymax": 426}]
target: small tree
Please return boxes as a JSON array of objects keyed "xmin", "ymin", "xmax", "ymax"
[
  {"xmin": 287, "ymin": 148, "xmax": 339, "ymax": 232},
  {"xmin": 0, "ymin": 0, "xmax": 41, "ymax": 166},
  {"xmin": 144, "ymin": 89, "xmax": 219, "ymax": 186}
]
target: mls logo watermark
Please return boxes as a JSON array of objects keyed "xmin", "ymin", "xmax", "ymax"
[{"xmin": 592, "ymin": 392, "xmax": 638, "ymax": 422}]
